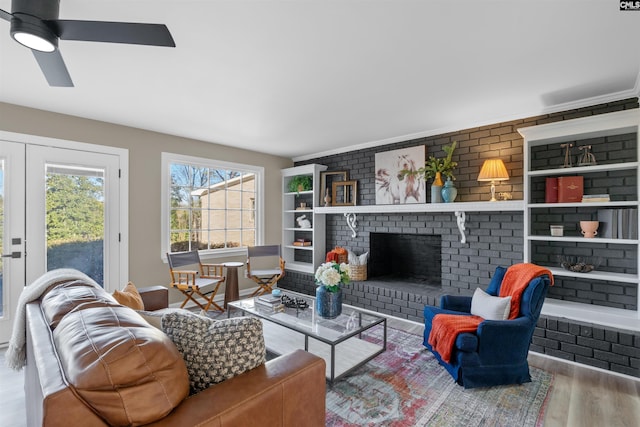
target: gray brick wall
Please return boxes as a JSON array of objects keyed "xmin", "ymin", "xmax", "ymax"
[
  {"xmin": 533, "ymin": 317, "xmax": 640, "ymax": 377},
  {"xmin": 324, "ymin": 210, "xmax": 524, "ymax": 291},
  {"xmin": 280, "ymin": 97, "xmax": 640, "ymax": 379}
]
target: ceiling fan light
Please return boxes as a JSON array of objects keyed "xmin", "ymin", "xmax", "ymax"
[
  {"xmin": 10, "ymin": 13, "xmax": 58, "ymax": 52},
  {"xmin": 13, "ymin": 31, "xmax": 56, "ymax": 52}
]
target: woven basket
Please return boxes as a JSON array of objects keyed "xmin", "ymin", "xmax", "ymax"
[{"xmin": 350, "ymin": 264, "xmax": 367, "ymax": 281}]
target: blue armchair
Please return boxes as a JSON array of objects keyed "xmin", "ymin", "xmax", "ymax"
[{"xmin": 423, "ymin": 266, "xmax": 552, "ymax": 388}]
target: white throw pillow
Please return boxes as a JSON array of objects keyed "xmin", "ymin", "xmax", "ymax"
[
  {"xmin": 347, "ymin": 250, "xmax": 369, "ymax": 265},
  {"xmin": 470, "ymin": 287, "xmax": 512, "ymax": 320}
]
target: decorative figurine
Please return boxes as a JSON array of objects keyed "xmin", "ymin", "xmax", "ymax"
[
  {"xmin": 296, "ymin": 215, "xmax": 312, "ymax": 229},
  {"xmin": 560, "ymin": 143, "xmax": 574, "ymax": 168},
  {"xmin": 324, "ymin": 187, "xmax": 332, "ymax": 207},
  {"xmin": 577, "ymin": 145, "xmax": 597, "ymax": 166}
]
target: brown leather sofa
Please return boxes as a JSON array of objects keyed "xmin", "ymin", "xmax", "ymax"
[{"xmin": 25, "ymin": 281, "xmax": 326, "ymax": 426}]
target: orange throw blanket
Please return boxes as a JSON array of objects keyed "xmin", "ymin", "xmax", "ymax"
[
  {"xmin": 429, "ymin": 263, "xmax": 554, "ymax": 363},
  {"xmin": 428, "ymin": 314, "xmax": 483, "ymax": 363},
  {"xmin": 499, "ymin": 263, "xmax": 553, "ymax": 319},
  {"xmin": 325, "ymin": 247, "xmax": 347, "ymax": 263}
]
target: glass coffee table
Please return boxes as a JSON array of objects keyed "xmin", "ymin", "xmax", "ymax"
[{"xmin": 227, "ymin": 291, "xmax": 386, "ymax": 384}]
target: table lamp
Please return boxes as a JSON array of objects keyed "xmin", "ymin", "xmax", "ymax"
[{"xmin": 477, "ymin": 159, "xmax": 509, "ymax": 201}]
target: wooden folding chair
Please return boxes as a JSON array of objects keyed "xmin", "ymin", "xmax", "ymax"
[
  {"xmin": 246, "ymin": 245, "xmax": 286, "ymax": 297},
  {"xmin": 167, "ymin": 250, "xmax": 225, "ymax": 312}
]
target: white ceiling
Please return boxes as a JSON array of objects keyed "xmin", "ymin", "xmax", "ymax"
[{"xmin": 1, "ymin": 1, "xmax": 639, "ymax": 160}]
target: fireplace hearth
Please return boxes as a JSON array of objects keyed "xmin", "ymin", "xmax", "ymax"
[{"xmin": 369, "ymin": 232, "xmax": 442, "ymax": 288}]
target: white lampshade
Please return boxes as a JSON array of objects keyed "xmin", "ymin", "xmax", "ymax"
[{"xmin": 477, "ymin": 159, "xmax": 509, "ymax": 201}]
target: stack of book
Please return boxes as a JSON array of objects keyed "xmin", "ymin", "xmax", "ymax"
[
  {"xmin": 597, "ymin": 208, "xmax": 638, "ymax": 239},
  {"xmin": 292, "ymin": 238, "xmax": 312, "ymax": 247},
  {"xmin": 545, "ymin": 176, "xmax": 584, "ymax": 203},
  {"xmin": 255, "ymin": 294, "xmax": 285, "ymax": 312},
  {"xmin": 582, "ymin": 194, "xmax": 610, "ymax": 203}
]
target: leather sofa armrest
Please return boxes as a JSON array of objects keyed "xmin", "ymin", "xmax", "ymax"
[
  {"xmin": 148, "ymin": 349, "xmax": 326, "ymax": 427},
  {"xmin": 139, "ymin": 286, "xmax": 169, "ymax": 311},
  {"xmin": 26, "ymin": 303, "xmax": 110, "ymax": 427}
]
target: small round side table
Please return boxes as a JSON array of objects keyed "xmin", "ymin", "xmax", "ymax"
[{"xmin": 222, "ymin": 262, "xmax": 244, "ymax": 309}]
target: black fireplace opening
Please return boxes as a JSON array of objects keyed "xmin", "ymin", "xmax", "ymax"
[{"xmin": 369, "ymin": 233, "xmax": 441, "ymax": 287}]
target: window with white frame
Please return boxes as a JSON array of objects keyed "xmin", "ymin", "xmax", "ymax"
[{"xmin": 162, "ymin": 153, "xmax": 264, "ymax": 257}]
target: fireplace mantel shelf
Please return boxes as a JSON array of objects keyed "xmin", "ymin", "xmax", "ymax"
[
  {"xmin": 315, "ymin": 200, "xmax": 524, "ymax": 242},
  {"xmin": 314, "ymin": 200, "xmax": 523, "ymax": 215}
]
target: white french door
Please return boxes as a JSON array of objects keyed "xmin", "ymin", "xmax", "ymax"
[
  {"xmin": 0, "ymin": 137, "xmax": 127, "ymax": 344},
  {"xmin": 0, "ymin": 141, "xmax": 26, "ymax": 345}
]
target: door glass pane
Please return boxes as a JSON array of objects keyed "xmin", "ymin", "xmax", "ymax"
[
  {"xmin": 0, "ymin": 159, "xmax": 5, "ymax": 317},
  {"xmin": 45, "ymin": 164, "xmax": 105, "ymax": 286}
]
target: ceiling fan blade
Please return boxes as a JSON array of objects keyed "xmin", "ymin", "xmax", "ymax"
[
  {"xmin": 0, "ymin": 8, "xmax": 12, "ymax": 22},
  {"xmin": 51, "ymin": 20, "xmax": 175, "ymax": 47},
  {"xmin": 32, "ymin": 49, "xmax": 74, "ymax": 87}
]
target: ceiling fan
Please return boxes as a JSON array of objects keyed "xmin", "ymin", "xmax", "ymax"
[{"xmin": 0, "ymin": 0, "xmax": 175, "ymax": 87}]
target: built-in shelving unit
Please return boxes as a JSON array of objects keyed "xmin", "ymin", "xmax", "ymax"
[
  {"xmin": 520, "ymin": 109, "xmax": 640, "ymax": 330},
  {"xmin": 281, "ymin": 164, "xmax": 328, "ymax": 274}
]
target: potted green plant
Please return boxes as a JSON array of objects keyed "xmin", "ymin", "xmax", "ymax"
[
  {"xmin": 415, "ymin": 140, "xmax": 458, "ymax": 182},
  {"xmin": 287, "ymin": 175, "xmax": 313, "ymax": 194}
]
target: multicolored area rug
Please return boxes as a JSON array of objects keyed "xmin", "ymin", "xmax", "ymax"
[{"xmin": 326, "ymin": 327, "xmax": 553, "ymax": 427}]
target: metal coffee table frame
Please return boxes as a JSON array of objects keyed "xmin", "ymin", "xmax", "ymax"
[{"xmin": 228, "ymin": 292, "xmax": 387, "ymax": 384}]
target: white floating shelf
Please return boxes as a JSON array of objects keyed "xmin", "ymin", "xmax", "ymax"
[
  {"xmin": 527, "ymin": 201, "xmax": 637, "ymax": 209},
  {"xmin": 284, "ymin": 245, "xmax": 313, "ymax": 251},
  {"xmin": 283, "ymin": 261, "xmax": 315, "ymax": 274},
  {"xmin": 528, "ymin": 235, "xmax": 639, "ymax": 245},
  {"xmin": 315, "ymin": 200, "xmax": 524, "ymax": 214},
  {"xmin": 542, "ymin": 299, "xmax": 640, "ymax": 332},
  {"xmin": 284, "ymin": 190, "xmax": 314, "ymax": 196},
  {"xmin": 527, "ymin": 162, "xmax": 638, "ymax": 177},
  {"xmin": 545, "ymin": 266, "xmax": 638, "ymax": 284}
]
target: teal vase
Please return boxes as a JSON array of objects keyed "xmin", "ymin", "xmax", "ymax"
[
  {"xmin": 441, "ymin": 178, "xmax": 458, "ymax": 203},
  {"xmin": 315, "ymin": 285, "xmax": 342, "ymax": 319}
]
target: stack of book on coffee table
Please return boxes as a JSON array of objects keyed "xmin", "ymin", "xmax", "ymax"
[{"xmin": 255, "ymin": 294, "xmax": 285, "ymax": 312}]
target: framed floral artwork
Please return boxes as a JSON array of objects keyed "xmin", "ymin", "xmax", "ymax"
[{"xmin": 374, "ymin": 146, "xmax": 426, "ymax": 204}]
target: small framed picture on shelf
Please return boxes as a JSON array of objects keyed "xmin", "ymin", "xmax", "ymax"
[
  {"xmin": 320, "ymin": 170, "xmax": 349, "ymax": 206},
  {"xmin": 332, "ymin": 180, "xmax": 357, "ymax": 206}
]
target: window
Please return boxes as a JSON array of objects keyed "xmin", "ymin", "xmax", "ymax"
[{"xmin": 161, "ymin": 153, "xmax": 264, "ymax": 258}]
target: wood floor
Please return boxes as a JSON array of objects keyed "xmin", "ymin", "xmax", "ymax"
[
  {"xmin": 0, "ymin": 348, "xmax": 27, "ymax": 427},
  {"xmin": 1, "ymin": 317, "xmax": 638, "ymax": 426}
]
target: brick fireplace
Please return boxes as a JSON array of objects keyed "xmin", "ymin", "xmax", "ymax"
[{"xmin": 280, "ymin": 210, "xmax": 524, "ymax": 320}]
